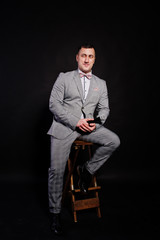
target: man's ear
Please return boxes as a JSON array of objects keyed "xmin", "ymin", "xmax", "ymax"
[{"xmin": 76, "ymin": 54, "xmax": 79, "ymax": 62}]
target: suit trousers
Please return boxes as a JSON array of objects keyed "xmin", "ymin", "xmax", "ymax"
[{"xmin": 48, "ymin": 126, "xmax": 120, "ymax": 214}]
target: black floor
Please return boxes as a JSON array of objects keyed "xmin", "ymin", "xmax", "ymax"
[{"xmin": 0, "ymin": 176, "xmax": 160, "ymax": 240}]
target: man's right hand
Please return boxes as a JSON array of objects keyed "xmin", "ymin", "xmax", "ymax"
[{"xmin": 76, "ymin": 118, "xmax": 96, "ymax": 132}]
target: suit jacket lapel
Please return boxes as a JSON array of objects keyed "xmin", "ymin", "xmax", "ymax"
[
  {"xmin": 73, "ymin": 70, "xmax": 83, "ymax": 101},
  {"xmin": 84, "ymin": 75, "xmax": 97, "ymax": 106}
]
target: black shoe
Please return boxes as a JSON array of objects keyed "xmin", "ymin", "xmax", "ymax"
[
  {"xmin": 51, "ymin": 213, "xmax": 63, "ymax": 235},
  {"xmin": 77, "ymin": 165, "xmax": 92, "ymax": 194}
]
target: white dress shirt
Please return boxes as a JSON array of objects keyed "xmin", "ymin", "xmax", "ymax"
[{"xmin": 78, "ymin": 69, "xmax": 92, "ymax": 119}]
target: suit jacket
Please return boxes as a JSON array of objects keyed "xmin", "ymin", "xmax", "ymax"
[{"xmin": 47, "ymin": 70, "xmax": 110, "ymax": 139}]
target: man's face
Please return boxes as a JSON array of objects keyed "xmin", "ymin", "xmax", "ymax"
[{"xmin": 76, "ymin": 47, "xmax": 95, "ymax": 73}]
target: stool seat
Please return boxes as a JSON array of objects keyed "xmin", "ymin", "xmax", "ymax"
[
  {"xmin": 62, "ymin": 139, "xmax": 101, "ymax": 222},
  {"xmin": 74, "ymin": 139, "xmax": 93, "ymax": 145}
]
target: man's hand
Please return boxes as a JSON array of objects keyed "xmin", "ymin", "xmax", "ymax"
[{"xmin": 76, "ymin": 118, "xmax": 96, "ymax": 132}]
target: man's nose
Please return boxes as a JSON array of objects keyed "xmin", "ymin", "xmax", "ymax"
[{"xmin": 84, "ymin": 56, "xmax": 89, "ymax": 62}]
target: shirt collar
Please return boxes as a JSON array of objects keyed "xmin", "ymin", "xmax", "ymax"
[{"xmin": 78, "ymin": 69, "xmax": 92, "ymax": 76}]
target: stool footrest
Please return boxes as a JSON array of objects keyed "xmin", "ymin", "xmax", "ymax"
[
  {"xmin": 73, "ymin": 198, "xmax": 100, "ymax": 211},
  {"xmin": 71, "ymin": 186, "xmax": 101, "ymax": 193}
]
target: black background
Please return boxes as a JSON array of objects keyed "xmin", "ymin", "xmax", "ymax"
[
  {"xmin": 0, "ymin": 3, "xmax": 159, "ymax": 181},
  {"xmin": 0, "ymin": 2, "xmax": 160, "ymax": 239}
]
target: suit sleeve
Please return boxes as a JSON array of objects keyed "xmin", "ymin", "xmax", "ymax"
[
  {"xmin": 96, "ymin": 80, "xmax": 110, "ymax": 128},
  {"xmin": 49, "ymin": 73, "xmax": 79, "ymax": 130}
]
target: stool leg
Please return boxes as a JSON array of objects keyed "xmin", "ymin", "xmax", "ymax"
[
  {"xmin": 70, "ymin": 182, "xmax": 77, "ymax": 222},
  {"xmin": 88, "ymin": 145, "xmax": 92, "ymax": 159},
  {"xmin": 73, "ymin": 210, "xmax": 77, "ymax": 222},
  {"xmin": 97, "ymin": 205, "xmax": 101, "ymax": 218},
  {"xmin": 95, "ymin": 190, "xmax": 101, "ymax": 218},
  {"xmin": 62, "ymin": 146, "xmax": 80, "ymax": 221},
  {"xmin": 70, "ymin": 160, "xmax": 78, "ymax": 222},
  {"xmin": 70, "ymin": 151, "xmax": 78, "ymax": 222},
  {"xmin": 62, "ymin": 148, "xmax": 80, "ymax": 203},
  {"xmin": 93, "ymin": 176, "xmax": 101, "ymax": 218}
]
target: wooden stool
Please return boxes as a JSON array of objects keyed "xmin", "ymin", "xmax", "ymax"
[{"xmin": 62, "ymin": 140, "xmax": 101, "ymax": 222}]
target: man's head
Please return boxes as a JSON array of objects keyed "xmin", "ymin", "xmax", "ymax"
[{"xmin": 76, "ymin": 44, "xmax": 96, "ymax": 73}]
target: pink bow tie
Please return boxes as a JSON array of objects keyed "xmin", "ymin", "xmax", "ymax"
[{"xmin": 79, "ymin": 73, "xmax": 92, "ymax": 79}]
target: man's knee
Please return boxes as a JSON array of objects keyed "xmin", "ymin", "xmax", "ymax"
[
  {"xmin": 104, "ymin": 132, "xmax": 120, "ymax": 150},
  {"xmin": 111, "ymin": 133, "xmax": 120, "ymax": 149}
]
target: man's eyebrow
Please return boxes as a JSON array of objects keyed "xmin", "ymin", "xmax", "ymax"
[{"xmin": 81, "ymin": 53, "xmax": 94, "ymax": 56}]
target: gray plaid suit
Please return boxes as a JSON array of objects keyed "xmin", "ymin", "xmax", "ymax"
[{"xmin": 47, "ymin": 70, "xmax": 120, "ymax": 214}]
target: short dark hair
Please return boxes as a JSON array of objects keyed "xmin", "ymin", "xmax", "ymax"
[{"xmin": 77, "ymin": 43, "xmax": 95, "ymax": 53}]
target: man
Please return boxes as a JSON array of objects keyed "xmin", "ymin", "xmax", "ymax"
[{"xmin": 47, "ymin": 44, "xmax": 120, "ymax": 235}]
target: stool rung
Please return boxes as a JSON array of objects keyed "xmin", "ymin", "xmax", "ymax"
[{"xmin": 71, "ymin": 186, "xmax": 101, "ymax": 193}]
